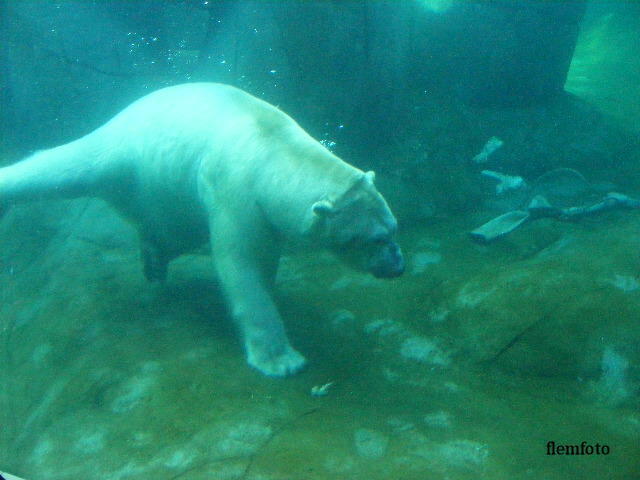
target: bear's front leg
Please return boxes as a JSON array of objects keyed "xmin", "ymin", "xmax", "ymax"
[{"xmin": 209, "ymin": 210, "xmax": 307, "ymax": 377}]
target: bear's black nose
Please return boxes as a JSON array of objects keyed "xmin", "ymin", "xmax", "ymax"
[{"xmin": 371, "ymin": 242, "xmax": 404, "ymax": 278}]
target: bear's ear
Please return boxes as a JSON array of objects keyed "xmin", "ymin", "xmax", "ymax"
[
  {"xmin": 312, "ymin": 199, "xmax": 336, "ymax": 217},
  {"xmin": 365, "ymin": 171, "xmax": 376, "ymax": 184}
]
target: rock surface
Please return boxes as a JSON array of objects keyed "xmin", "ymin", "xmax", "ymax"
[{"xmin": 1, "ymin": 191, "xmax": 639, "ymax": 479}]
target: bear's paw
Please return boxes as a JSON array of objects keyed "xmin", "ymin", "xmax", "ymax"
[{"xmin": 247, "ymin": 343, "xmax": 307, "ymax": 377}]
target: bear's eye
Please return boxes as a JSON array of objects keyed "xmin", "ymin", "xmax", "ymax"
[
  {"xmin": 370, "ymin": 233, "xmax": 390, "ymax": 245},
  {"xmin": 336, "ymin": 232, "xmax": 373, "ymax": 250}
]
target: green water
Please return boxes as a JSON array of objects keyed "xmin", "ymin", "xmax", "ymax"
[{"xmin": 2, "ymin": 2, "xmax": 640, "ymax": 478}]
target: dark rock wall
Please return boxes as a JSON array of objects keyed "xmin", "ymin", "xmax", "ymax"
[{"xmin": 2, "ymin": 0, "xmax": 587, "ymax": 156}]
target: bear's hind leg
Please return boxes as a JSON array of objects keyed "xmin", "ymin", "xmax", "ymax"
[{"xmin": 0, "ymin": 137, "xmax": 124, "ymax": 207}]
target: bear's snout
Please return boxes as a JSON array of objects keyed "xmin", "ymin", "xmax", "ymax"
[{"xmin": 370, "ymin": 242, "xmax": 404, "ymax": 279}]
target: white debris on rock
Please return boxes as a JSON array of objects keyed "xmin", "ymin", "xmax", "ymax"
[
  {"xmin": 410, "ymin": 251, "xmax": 442, "ymax": 275},
  {"xmin": 456, "ymin": 283, "xmax": 496, "ymax": 308},
  {"xmin": 329, "ymin": 309, "xmax": 356, "ymax": 329},
  {"xmin": 311, "ymin": 382, "xmax": 334, "ymax": 397},
  {"xmin": 607, "ymin": 274, "xmax": 640, "ymax": 293},
  {"xmin": 400, "ymin": 336, "xmax": 450, "ymax": 366},
  {"xmin": 163, "ymin": 449, "xmax": 196, "ymax": 469},
  {"xmin": 411, "ymin": 438, "xmax": 489, "ymax": 473},
  {"xmin": 215, "ymin": 423, "xmax": 273, "ymax": 457},
  {"xmin": 423, "ymin": 410, "xmax": 453, "ymax": 429},
  {"xmin": 481, "ymin": 169, "xmax": 526, "ymax": 194},
  {"xmin": 364, "ymin": 318, "xmax": 404, "ymax": 336},
  {"xmin": 73, "ymin": 431, "xmax": 106, "ymax": 454},
  {"xmin": 428, "ymin": 307, "xmax": 449, "ymax": 323},
  {"xmin": 387, "ymin": 417, "xmax": 415, "ymax": 433},
  {"xmin": 472, "ymin": 136, "xmax": 503, "ymax": 164},
  {"xmin": 111, "ymin": 370, "xmax": 157, "ymax": 414},
  {"xmin": 436, "ymin": 439, "xmax": 490, "ymax": 471},
  {"xmin": 354, "ymin": 428, "xmax": 389, "ymax": 459},
  {"xmin": 324, "ymin": 453, "xmax": 356, "ymax": 474}
]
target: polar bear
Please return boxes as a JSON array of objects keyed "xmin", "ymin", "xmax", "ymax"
[{"xmin": 0, "ymin": 83, "xmax": 404, "ymax": 376}]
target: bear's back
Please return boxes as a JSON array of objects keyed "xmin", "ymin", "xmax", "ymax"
[{"xmin": 101, "ymin": 83, "xmax": 288, "ymax": 139}]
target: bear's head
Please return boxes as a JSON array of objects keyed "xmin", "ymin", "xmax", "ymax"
[{"xmin": 312, "ymin": 171, "xmax": 404, "ymax": 279}]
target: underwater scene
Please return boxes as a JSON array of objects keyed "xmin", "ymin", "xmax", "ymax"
[{"xmin": 1, "ymin": 1, "xmax": 639, "ymax": 479}]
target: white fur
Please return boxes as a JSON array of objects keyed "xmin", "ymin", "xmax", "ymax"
[{"xmin": 0, "ymin": 83, "xmax": 394, "ymax": 376}]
